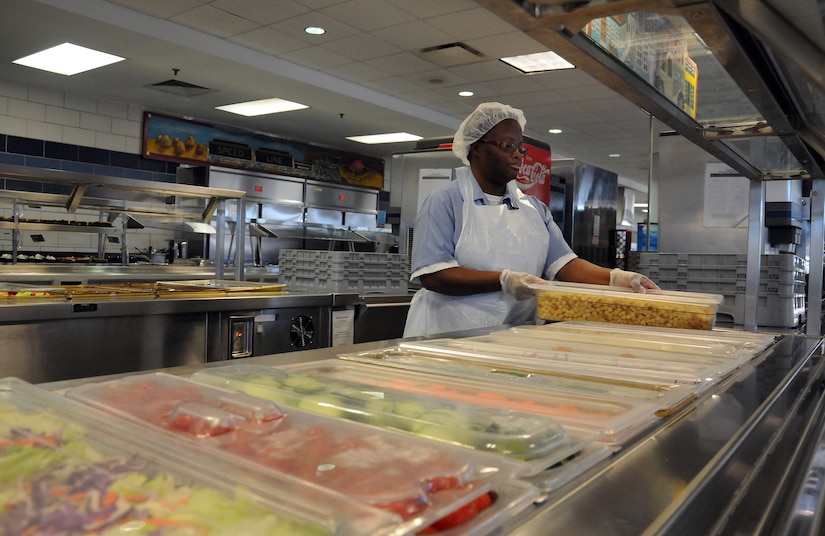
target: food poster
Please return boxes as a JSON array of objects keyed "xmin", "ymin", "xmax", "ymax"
[{"xmin": 142, "ymin": 112, "xmax": 385, "ymax": 189}]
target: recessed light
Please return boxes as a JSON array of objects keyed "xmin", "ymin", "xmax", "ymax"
[
  {"xmin": 305, "ymin": 26, "xmax": 326, "ymax": 35},
  {"xmin": 215, "ymin": 97, "xmax": 308, "ymax": 117},
  {"xmin": 346, "ymin": 132, "xmax": 422, "ymax": 144},
  {"xmin": 500, "ymin": 51, "xmax": 574, "ymax": 74},
  {"xmin": 458, "ymin": 90, "xmax": 474, "ymax": 97},
  {"xmin": 13, "ymin": 42, "xmax": 124, "ymax": 76},
  {"xmin": 609, "ymin": 153, "xmax": 621, "ymax": 158},
  {"xmin": 634, "ymin": 203, "xmax": 649, "ymax": 208},
  {"xmin": 548, "ymin": 128, "xmax": 563, "ymax": 134}
]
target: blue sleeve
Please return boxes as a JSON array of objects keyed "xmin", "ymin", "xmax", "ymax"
[{"xmin": 410, "ymin": 182, "xmax": 462, "ymax": 275}]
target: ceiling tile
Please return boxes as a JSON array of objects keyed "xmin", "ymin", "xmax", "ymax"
[
  {"xmin": 555, "ymin": 84, "xmax": 620, "ymax": 102},
  {"xmin": 230, "ymin": 26, "xmax": 311, "ymax": 55},
  {"xmin": 363, "ymin": 76, "xmax": 419, "ymax": 96},
  {"xmin": 268, "ymin": 12, "xmax": 359, "ymax": 41},
  {"xmin": 320, "ymin": 0, "xmax": 416, "ymax": 31},
  {"xmin": 465, "ymin": 31, "xmax": 547, "ymax": 60},
  {"xmin": 210, "ymin": 0, "xmax": 310, "ymax": 25},
  {"xmin": 449, "ymin": 60, "xmax": 518, "ymax": 83},
  {"xmin": 293, "ymin": 0, "xmax": 349, "ymax": 9},
  {"xmin": 427, "ymin": 8, "xmax": 517, "ymax": 41},
  {"xmin": 397, "ymin": 68, "xmax": 471, "ymax": 90},
  {"xmin": 325, "ymin": 61, "xmax": 389, "ymax": 83},
  {"xmin": 363, "ymin": 52, "xmax": 437, "ymax": 77},
  {"xmin": 170, "ymin": 4, "xmax": 258, "ymax": 37},
  {"xmin": 106, "ymin": 0, "xmax": 202, "ymax": 19},
  {"xmin": 320, "ymin": 33, "xmax": 401, "ymax": 61},
  {"xmin": 482, "ymin": 76, "xmax": 546, "ymax": 96},
  {"xmin": 281, "ymin": 45, "xmax": 353, "ymax": 69},
  {"xmin": 532, "ymin": 69, "xmax": 599, "ymax": 90},
  {"xmin": 369, "ymin": 21, "xmax": 454, "ymax": 51},
  {"xmin": 385, "ymin": 0, "xmax": 479, "ymax": 19}
]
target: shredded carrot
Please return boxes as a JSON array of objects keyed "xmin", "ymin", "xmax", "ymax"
[
  {"xmin": 69, "ymin": 492, "xmax": 87, "ymax": 502},
  {"xmin": 123, "ymin": 494, "xmax": 149, "ymax": 503},
  {"xmin": 101, "ymin": 491, "xmax": 118, "ymax": 507},
  {"xmin": 50, "ymin": 486, "xmax": 68, "ymax": 497},
  {"xmin": 143, "ymin": 517, "xmax": 197, "ymax": 528},
  {"xmin": 20, "ymin": 524, "xmax": 41, "ymax": 536}
]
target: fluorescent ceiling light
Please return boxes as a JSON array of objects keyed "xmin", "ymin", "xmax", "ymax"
[
  {"xmin": 500, "ymin": 51, "xmax": 574, "ymax": 73},
  {"xmin": 634, "ymin": 203, "xmax": 649, "ymax": 208},
  {"xmin": 609, "ymin": 153, "xmax": 621, "ymax": 157},
  {"xmin": 13, "ymin": 42, "xmax": 124, "ymax": 76},
  {"xmin": 216, "ymin": 97, "xmax": 308, "ymax": 116},
  {"xmin": 305, "ymin": 26, "xmax": 326, "ymax": 35},
  {"xmin": 346, "ymin": 132, "xmax": 422, "ymax": 144}
]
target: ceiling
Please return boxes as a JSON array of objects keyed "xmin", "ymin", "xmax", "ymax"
[{"xmin": 0, "ymin": 0, "xmax": 666, "ymax": 194}]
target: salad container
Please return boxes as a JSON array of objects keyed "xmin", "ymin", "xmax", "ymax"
[
  {"xmin": 531, "ymin": 281, "xmax": 723, "ymax": 330},
  {"xmin": 65, "ymin": 372, "xmax": 525, "ymax": 534},
  {"xmin": 0, "ymin": 377, "xmax": 393, "ymax": 536}
]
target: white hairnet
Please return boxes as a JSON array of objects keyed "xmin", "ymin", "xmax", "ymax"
[{"xmin": 452, "ymin": 102, "xmax": 527, "ymax": 165}]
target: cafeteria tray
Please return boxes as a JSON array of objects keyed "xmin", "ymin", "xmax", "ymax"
[
  {"xmin": 398, "ymin": 339, "xmax": 725, "ymax": 393},
  {"xmin": 273, "ymin": 360, "xmax": 657, "ymax": 446},
  {"xmin": 0, "ymin": 377, "xmax": 393, "ymax": 536},
  {"xmin": 337, "ymin": 348, "xmax": 697, "ymax": 417},
  {"xmin": 190, "ymin": 363, "xmax": 603, "ymax": 474},
  {"xmin": 65, "ymin": 372, "xmax": 523, "ymax": 533},
  {"xmin": 156, "ymin": 279, "xmax": 286, "ymax": 292},
  {"xmin": 541, "ymin": 321, "xmax": 777, "ymax": 354}
]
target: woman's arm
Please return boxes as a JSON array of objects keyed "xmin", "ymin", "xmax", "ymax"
[
  {"xmin": 420, "ymin": 267, "xmax": 502, "ymax": 296},
  {"xmin": 555, "ymin": 258, "xmax": 612, "ymax": 285}
]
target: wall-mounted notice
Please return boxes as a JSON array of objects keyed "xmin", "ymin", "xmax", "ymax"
[
  {"xmin": 418, "ymin": 169, "xmax": 453, "ymax": 211},
  {"xmin": 703, "ymin": 163, "xmax": 749, "ymax": 227}
]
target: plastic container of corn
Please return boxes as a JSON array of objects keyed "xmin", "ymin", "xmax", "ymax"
[{"xmin": 531, "ymin": 282, "xmax": 723, "ymax": 330}]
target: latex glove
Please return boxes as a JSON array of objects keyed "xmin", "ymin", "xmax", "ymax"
[
  {"xmin": 609, "ymin": 268, "xmax": 660, "ymax": 293},
  {"xmin": 500, "ymin": 269, "xmax": 545, "ymax": 300}
]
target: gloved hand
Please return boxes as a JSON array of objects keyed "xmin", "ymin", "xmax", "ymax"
[
  {"xmin": 500, "ymin": 269, "xmax": 545, "ymax": 300},
  {"xmin": 609, "ymin": 268, "xmax": 661, "ymax": 293}
]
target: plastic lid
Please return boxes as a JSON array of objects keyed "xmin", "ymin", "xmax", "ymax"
[
  {"xmin": 0, "ymin": 377, "xmax": 364, "ymax": 536},
  {"xmin": 190, "ymin": 363, "xmax": 599, "ymax": 472},
  {"xmin": 530, "ymin": 281, "xmax": 724, "ymax": 306},
  {"xmin": 66, "ymin": 372, "xmax": 522, "ymax": 524}
]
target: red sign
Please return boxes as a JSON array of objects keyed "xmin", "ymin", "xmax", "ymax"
[{"xmin": 515, "ymin": 143, "xmax": 552, "ymax": 205}]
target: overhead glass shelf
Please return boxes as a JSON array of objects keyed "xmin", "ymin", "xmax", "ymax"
[{"xmin": 580, "ymin": 11, "xmax": 805, "ymax": 177}]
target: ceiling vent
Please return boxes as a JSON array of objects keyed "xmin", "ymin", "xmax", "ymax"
[
  {"xmin": 146, "ymin": 79, "xmax": 214, "ymax": 97},
  {"xmin": 419, "ymin": 42, "xmax": 486, "ymax": 67}
]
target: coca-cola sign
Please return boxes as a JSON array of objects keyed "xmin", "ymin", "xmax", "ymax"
[{"xmin": 515, "ymin": 142, "xmax": 552, "ymax": 204}]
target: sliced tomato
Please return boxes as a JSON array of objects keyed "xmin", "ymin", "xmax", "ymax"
[{"xmin": 422, "ymin": 492, "xmax": 495, "ymax": 532}]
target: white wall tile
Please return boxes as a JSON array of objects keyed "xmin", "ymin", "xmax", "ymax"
[
  {"xmin": 0, "ymin": 96, "xmax": 8, "ymax": 116},
  {"xmin": 127, "ymin": 104, "xmax": 145, "ymax": 122},
  {"xmin": 8, "ymin": 98, "xmax": 45, "ymax": 121},
  {"xmin": 125, "ymin": 137, "xmax": 142, "ymax": 155},
  {"xmin": 27, "ymin": 120, "xmax": 63, "ymax": 143},
  {"xmin": 1, "ymin": 116, "xmax": 28, "ymax": 136},
  {"xmin": 45, "ymin": 105, "xmax": 80, "ymax": 127},
  {"xmin": 112, "ymin": 117, "xmax": 140, "ymax": 137},
  {"xmin": 64, "ymin": 93, "xmax": 98, "ymax": 113},
  {"xmin": 95, "ymin": 131, "xmax": 126, "ymax": 152},
  {"xmin": 98, "ymin": 99, "xmax": 128, "ymax": 119},
  {"xmin": 80, "ymin": 112, "xmax": 112, "ymax": 132},
  {"xmin": 0, "ymin": 80, "xmax": 28, "ymax": 100},
  {"xmin": 62, "ymin": 126, "xmax": 97, "ymax": 147},
  {"xmin": 57, "ymin": 232, "xmax": 94, "ymax": 248},
  {"xmin": 28, "ymin": 86, "xmax": 64, "ymax": 107}
]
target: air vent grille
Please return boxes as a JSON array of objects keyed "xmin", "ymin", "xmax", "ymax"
[{"xmin": 146, "ymin": 79, "xmax": 214, "ymax": 97}]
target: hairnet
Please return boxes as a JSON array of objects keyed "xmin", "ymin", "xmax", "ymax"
[{"xmin": 452, "ymin": 102, "xmax": 527, "ymax": 165}]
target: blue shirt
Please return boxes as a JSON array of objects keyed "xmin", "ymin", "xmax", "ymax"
[{"xmin": 410, "ymin": 171, "xmax": 576, "ymax": 282}]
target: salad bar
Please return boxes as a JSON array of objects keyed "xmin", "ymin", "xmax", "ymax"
[{"xmin": 4, "ymin": 319, "xmax": 825, "ymax": 534}]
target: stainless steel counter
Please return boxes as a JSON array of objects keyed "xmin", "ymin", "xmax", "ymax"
[{"xmin": 40, "ymin": 330, "xmax": 825, "ymax": 535}]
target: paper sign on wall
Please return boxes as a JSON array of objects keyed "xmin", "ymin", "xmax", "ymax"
[{"xmin": 703, "ymin": 163, "xmax": 749, "ymax": 227}]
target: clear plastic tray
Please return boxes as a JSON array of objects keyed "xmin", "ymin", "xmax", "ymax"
[
  {"xmin": 542, "ymin": 321, "xmax": 777, "ymax": 354},
  {"xmin": 65, "ymin": 372, "xmax": 522, "ymax": 530},
  {"xmin": 0, "ymin": 377, "xmax": 387, "ymax": 536},
  {"xmin": 399, "ymin": 339, "xmax": 722, "ymax": 392},
  {"xmin": 530, "ymin": 281, "xmax": 723, "ymax": 330},
  {"xmin": 408, "ymin": 479, "xmax": 540, "ymax": 535},
  {"xmin": 190, "ymin": 363, "xmax": 603, "ymax": 473},
  {"xmin": 267, "ymin": 360, "xmax": 656, "ymax": 447},
  {"xmin": 337, "ymin": 348, "xmax": 697, "ymax": 417}
]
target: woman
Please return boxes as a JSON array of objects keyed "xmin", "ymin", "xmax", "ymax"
[{"xmin": 403, "ymin": 102, "xmax": 658, "ymax": 337}]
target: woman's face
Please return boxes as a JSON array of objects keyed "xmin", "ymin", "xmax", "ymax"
[{"xmin": 468, "ymin": 118, "xmax": 524, "ymax": 195}]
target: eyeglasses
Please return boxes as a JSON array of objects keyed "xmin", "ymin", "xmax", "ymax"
[{"xmin": 479, "ymin": 138, "xmax": 528, "ymax": 156}]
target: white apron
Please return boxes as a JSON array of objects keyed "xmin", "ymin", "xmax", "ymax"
[{"xmin": 404, "ymin": 168, "xmax": 550, "ymax": 337}]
